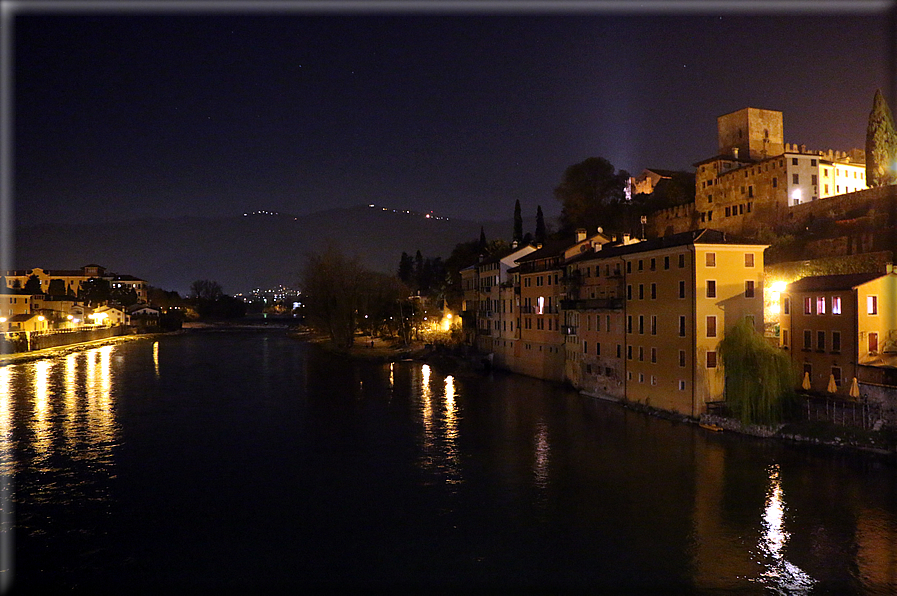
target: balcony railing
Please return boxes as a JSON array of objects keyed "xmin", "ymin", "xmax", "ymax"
[{"xmin": 560, "ymin": 298, "xmax": 624, "ymax": 310}]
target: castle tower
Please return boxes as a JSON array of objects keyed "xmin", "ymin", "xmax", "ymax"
[{"xmin": 717, "ymin": 107, "xmax": 784, "ymax": 161}]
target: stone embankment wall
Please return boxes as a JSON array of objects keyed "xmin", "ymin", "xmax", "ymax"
[{"xmin": 18, "ymin": 326, "xmax": 130, "ymax": 352}]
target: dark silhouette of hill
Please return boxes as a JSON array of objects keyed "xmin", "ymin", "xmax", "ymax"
[{"xmin": 14, "ymin": 204, "xmax": 531, "ymax": 295}]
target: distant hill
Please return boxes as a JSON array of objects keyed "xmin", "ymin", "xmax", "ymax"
[{"xmin": 14, "ymin": 204, "xmax": 535, "ymax": 295}]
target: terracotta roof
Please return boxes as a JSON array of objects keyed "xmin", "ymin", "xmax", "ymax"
[{"xmin": 786, "ymin": 273, "xmax": 883, "ymax": 292}]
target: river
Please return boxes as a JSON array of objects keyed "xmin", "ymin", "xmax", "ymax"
[{"xmin": 1, "ymin": 330, "xmax": 895, "ymax": 593}]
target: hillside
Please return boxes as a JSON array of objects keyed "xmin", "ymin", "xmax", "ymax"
[{"xmin": 14, "ymin": 204, "xmax": 531, "ymax": 295}]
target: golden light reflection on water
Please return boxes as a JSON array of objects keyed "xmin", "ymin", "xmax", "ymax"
[
  {"xmin": 153, "ymin": 341, "xmax": 159, "ymax": 378},
  {"xmin": 63, "ymin": 353, "xmax": 78, "ymax": 449},
  {"xmin": 416, "ymin": 364, "xmax": 462, "ymax": 484},
  {"xmin": 0, "ymin": 367, "xmax": 11, "ymax": 475},
  {"xmin": 752, "ymin": 464, "xmax": 816, "ymax": 594},
  {"xmin": 32, "ymin": 360, "xmax": 53, "ymax": 463}
]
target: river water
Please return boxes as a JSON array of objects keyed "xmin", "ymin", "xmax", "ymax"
[{"xmin": 1, "ymin": 330, "xmax": 895, "ymax": 594}]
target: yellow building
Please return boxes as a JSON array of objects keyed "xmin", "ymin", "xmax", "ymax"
[
  {"xmin": 781, "ymin": 269, "xmax": 897, "ymax": 396},
  {"xmin": 4, "ymin": 264, "xmax": 148, "ymax": 302},
  {"xmin": 563, "ymin": 229, "xmax": 767, "ymax": 417}
]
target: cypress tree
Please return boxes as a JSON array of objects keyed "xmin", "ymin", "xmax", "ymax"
[
  {"xmin": 865, "ymin": 89, "xmax": 897, "ymax": 187},
  {"xmin": 535, "ymin": 205, "xmax": 546, "ymax": 243},
  {"xmin": 513, "ymin": 199, "xmax": 523, "ymax": 243}
]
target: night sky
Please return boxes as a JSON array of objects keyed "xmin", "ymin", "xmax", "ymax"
[{"xmin": 10, "ymin": 2, "xmax": 896, "ymax": 228}]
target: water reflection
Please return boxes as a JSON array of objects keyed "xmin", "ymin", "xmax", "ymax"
[
  {"xmin": 753, "ymin": 464, "xmax": 816, "ymax": 594},
  {"xmin": 153, "ymin": 341, "xmax": 159, "ymax": 378},
  {"xmin": 0, "ymin": 367, "xmax": 11, "ymax": 476},
  {"xmin": 32, "ymin": 360, "xmax": 53, "ymax": 463},
  {"xmin": 416, "ymin": 364, "xmax": 462, "ymax": 485},
  {"xmin": 533, "ymin": 421, "xmax": 549, "ymax": 490}
]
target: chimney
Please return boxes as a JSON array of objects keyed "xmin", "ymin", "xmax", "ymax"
[{"xmin": 575, "ymin": 228, "xmax": 587, "ymax": 243}]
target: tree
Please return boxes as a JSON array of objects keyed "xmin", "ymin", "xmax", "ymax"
[
  {"xmin": 554, "ymin": 156, "xmax": 630, "ymax": 234},
  {"xmin": 110, "ymin": 286, "xmax": 139, "ymax": 307},
  {"xmin": 189, "ymin": 279, "xmax": 224, "ymax": 301},
  {"xmin": 47, "ymin": 279, "xmax": 67, "ymax": 296},
  {"xmin": 479, "ymin": 227, "xmax": 487, "ymax": 254},
  {"xmin": 717, "ymin": 317, "xmax": 795, "ymax": 425},
  {"xmin": 535, "ymin": 205, "xmax": 546, "ymax": 243},
  {"xmin": 865, "ymin": 89, "xmax": 897, "ymax": 187},
  {"xmin": 513, "ymin": 199, "xmax": 523, "ymax": 243},
  {"xmin": 23, "ymin": 274, "xmax": 42, "ymax": 295},
  {"xmin": 79, "ymin": 277, "xmax": 111, "ymax": 306},
  {"xmin": 397, "ymin": 252, "xmax": 414, "ymax": 285},
  {"xmin": 301, "ymin": 245, "xmax": 367, "ymax": 349}
]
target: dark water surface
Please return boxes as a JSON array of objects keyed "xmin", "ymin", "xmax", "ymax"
[{"xmin": 2, "ymin": 331, "xmax": 896, "ymax": 593}]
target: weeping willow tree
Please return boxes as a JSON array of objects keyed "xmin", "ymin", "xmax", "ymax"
[{"xmin": 718, "ymin": 317, "xmax": 795, "ymax": 425}]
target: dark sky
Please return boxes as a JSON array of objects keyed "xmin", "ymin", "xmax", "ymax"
[{"xmin": 10, "ymin": 2, "xmax": 896, "ymax": 227}]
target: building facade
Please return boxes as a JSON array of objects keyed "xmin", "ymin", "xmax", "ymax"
[{"xmin": 781, "ymin": 269, "xmax": 897, "ymax": 397}]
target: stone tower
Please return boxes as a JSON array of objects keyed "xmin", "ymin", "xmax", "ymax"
[{"xmin": 717, "ymin": 107, "xmax": 784, "ymax": 161}]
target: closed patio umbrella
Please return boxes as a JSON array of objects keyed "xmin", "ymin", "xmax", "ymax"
[
  {"xmin": 827, "ymin": 374, "xmax": 838, "ymax": 394},
  {"xmin": 801, "ymin": 371, "xmax": 811, "ymax": 390},
  {"xmin": 849, "ymin": 377, "xmax": 860, "ymax": 399}
]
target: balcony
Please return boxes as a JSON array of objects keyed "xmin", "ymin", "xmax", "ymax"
[{"xmin": 560, "ymin": 298, "xmax": 624, "ymax": 311}]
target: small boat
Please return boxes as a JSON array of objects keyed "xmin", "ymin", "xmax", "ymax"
[{"xmin": 699, "ymin": 423, "xmax": 724, "ymax": 432}]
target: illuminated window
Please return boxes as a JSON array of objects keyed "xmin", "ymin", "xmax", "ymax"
[
  {"xmin": 867, "ymin": 295, "xmax": 878, "ymax": 315},
  {"xmin": 804, "ymin": 296, "xmax": 812, "ymax": 315},
  {"xmin": 832, "ymin": 296, "xmax": 841, "ymax": 315},
  {"xmin": 816, "ymin": 296, "xmax": 825, "ymax": 314}
]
